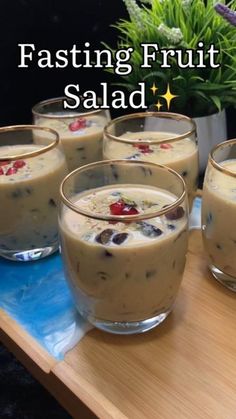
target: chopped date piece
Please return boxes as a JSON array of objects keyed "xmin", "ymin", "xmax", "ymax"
[
  {"xmin": 112, "ymin": 232, "xmax": 129, "ymax": 245},
  {"xmin": 138, "ymin": 222, "xmax": 163, "ymax": 237},
  {"xmin": 95, "ymin": 229, "xmax": 115, "ymax": 245},
  {"xmin": 160, "ymin": 143, "xmax": 173, "ymax": 150},
  {"xmin": 133, "ymin": 143, "xmax": 153, "ymax": 154},
  {"xmin": 165, "ymin": 206, "xmax": 185, "ymax": 221}
]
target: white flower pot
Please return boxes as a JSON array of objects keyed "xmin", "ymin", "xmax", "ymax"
[{"xmin": 193, "ymin": 110, "xmax": 227, "ymax": 173}]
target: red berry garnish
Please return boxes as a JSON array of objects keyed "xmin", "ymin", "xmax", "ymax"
[
  {"xmin": 69, "ymin": 118, "xmax": 87, "ymax": 132},
  {"xmin": 160, "ymin": 143, "xmax": 173, "ymax": 150},
  {"xmin": 110, "ymin": 199, "xmax": 139, "ymax": 216},
  {"xmin": 13, "ymin": 160, "xmax": 26, "ymax": 169},
  {"xmin": 6, "ymin": 167, "xmax": 17, "ymax": 175},
  {"xmin": 0, "ymin": 160, "xmax": 10, "ymax": 166},
  {"xmin": 110, "ymin": 200, "xmax": 125, "ymax": 215},
  {"xmin": 133, "ymin": 144, "xmax": 153, "ymax": 154},
  {"xmin": 122, "ymin": 206, "xmax": 139, "ymax": 215},
  {"xmin": 0, "ymin": 167, "xmax": 4, "ymax": 175}
]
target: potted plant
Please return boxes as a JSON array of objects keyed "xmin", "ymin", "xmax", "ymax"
[{"xmin": 109, "ymin": 0, "xmax": 236, "ymax": 171}]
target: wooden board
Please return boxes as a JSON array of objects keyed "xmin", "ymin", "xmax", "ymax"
[{"xmin": 2, "ymin": 229, "xmax": 236, "ymax": 419}]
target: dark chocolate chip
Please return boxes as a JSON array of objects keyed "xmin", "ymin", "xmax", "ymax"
[
  {"xmin": 95, "ymin": 229, "xmax": 115, "ymax": 245},
  {"xmin": 112, "ymin": 232, "xmax": 129, "ymax": 245},
  {"xmin": 25, "ymin": 187, "xmax": 32, "ymax": 195},
  {"xmin": 97, "ymin": 271, "xmax": 110, "ymax": 281},
  {"xmin": 138, "ymin": 222, "xmax": 163, "ymax": 238},
  {"xmin": 11, "ymin": 189, "xmax": 23, "ymax": 199},
  {"xmin": 165, "ymin": 206, "xmax": 185, "ymax": 221},
  {"xmin": 146, "ymin": 270, "xmax": 156, "ymax": 279},
  {"xmin": 104, "ymin": 250, "xmax": 113, "ymax": 257},
  {"xmin": 48, "ymin": 198, "xmax": 57, "ymax": 207}
]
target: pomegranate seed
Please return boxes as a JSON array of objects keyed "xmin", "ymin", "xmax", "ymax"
[
  {"xmin": 0, "ymin": 167, "xmax": 4, "ymax": 175},
  {"xmin": 6, "ymin": 167, "xmax": 18, "ymax": 175},
  {"xmin": 160, "ymin": 143, "xmax": 173, "ymax": 150},
  {"xmin": 13, "ymin": 160, "xmax": 26, "ymax": 169},
  {"xmin": 110, "ymin": 199, "xmax": 139, "ymax": 216},
  {"xmin": 110, "ymin": 200, "xmax": 125, "ymax": 215},
  {"xmin": 122, "ymin": 206, "xmax": 139, "ymax": 215},
  {"xmin": 133, "ymin": 144, "xmax": 153, "ymax": 154},
  {"xmin": 0, "ymin": 160, "xmax": 10, "ymax": 166},
  {"xmin": 69, "ymin": 118, "xmax": 87, "ymax": 132}
]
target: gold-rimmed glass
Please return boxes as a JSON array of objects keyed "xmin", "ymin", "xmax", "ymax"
[
  {"xmin": 33, "ymin": 97, "xmax": 110, "ymax": 172},
  {"xmin": 103, "ymin": 112, "xmax": 198, "ymax": 209},
  {"xmin": 202, "ymin": 139, "xmax": 236, "ymax": 291},
  {"xmin": 0, "ymin": 125, "xmax": 68, "ymax": 261},
  {"xmin": 59, "ymin": 159, "xmax": 189, "ymax": 334}
]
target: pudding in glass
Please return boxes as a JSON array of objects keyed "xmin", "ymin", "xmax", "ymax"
[
  {"xmin": 59, "ymin": 160, "xmax": 188, "ymax": 334},
  {"xmin": 103, "ymin": 113, "xmax": 198, "ymax": 209},
  {"xmin": 0, "ymin": 126, "xmax": 68, "ymax": 261},
  {"xmin": 33, "ymin": 97, "xmax": 110, "ymax": 172},
  {"xmin": 202, "ymin": 139, "xmax": 236, "ymax": 290}
]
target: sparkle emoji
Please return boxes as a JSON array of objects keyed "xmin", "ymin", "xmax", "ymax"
[
  {"xmin": 160, "ymin": 84, "xmax": 179, "ymax": 110},
  {"xmin": 150, "ymin": 82, "xmax": 158, "ymax": 96}
]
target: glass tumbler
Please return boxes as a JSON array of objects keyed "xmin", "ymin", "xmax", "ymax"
[
  {"xmin": 33, "ymin": 97, "xmax": 110, "ymax": 172},
  {"xmin": 0, "ymin": 125, "xmax": 68, "ymax": 261},
  {"xmin": 202, "ymin": 139, "xmax": 236, "ymax": 291},
  {"xmin": 103, "ymin": 112, "xmax": 198, "ymax": 209},
  {"xmin": 59, "ymin": 159, "xmax": 189, "ymax": 334}
]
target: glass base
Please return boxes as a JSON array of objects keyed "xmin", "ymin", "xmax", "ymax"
[
  {"xmin": 209, "ymin": 264, "xmax": 236, "ymax": 292},
  {"xmin": 0, "ymin": 244, "xmax": 59, "ymax": 262},
  {"xmin": 86, "ymin": 309, "xmax": 171, "ymax": 335}
]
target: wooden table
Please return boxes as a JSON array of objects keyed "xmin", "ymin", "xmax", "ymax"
[{"xmin": 1, "ymin": 230, "xmax": 236, "ymax": 419}]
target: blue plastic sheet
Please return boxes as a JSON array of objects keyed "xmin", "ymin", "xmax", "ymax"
[{"xmin": 0, "ymin": 252, "xmax": 91, "ymax": 360}]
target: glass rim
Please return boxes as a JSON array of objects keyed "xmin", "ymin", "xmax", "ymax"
[
  {"xmin": 60, "ymin": 159, "xmax": 187, "ymax": 222},
  {"xmin": 32, "ymin": 96, "xmax": 103, "ymax": 119},
  {"xmin": 0, "ymin": 125, "xmax": 59, "ymax": 161},
  {"xmin": 209, "ymin": 138, "xmax": 236, "ymax": 178},
  {"xmin": 104, "ymin": 112, "xmax": 197, "ymax": 145}
]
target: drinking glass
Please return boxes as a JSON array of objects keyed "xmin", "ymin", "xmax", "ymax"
[
  {"xmin": 202, "ymin": 139, "xmax": 236, "ymax": 291},
  {"xmin": 103, "ymin": 112, "xmax": 198, "ymax": 209},
  {"xmin": 33, "ymin": 97, "xmax": 110, "ymax": 172},
  {"xmin": 0, "ymin": 125, "xmax": 68, "ymax": 261},
  {"xmin": 59, "ymin": 159, "xmax": 188, "ymax": 334}
]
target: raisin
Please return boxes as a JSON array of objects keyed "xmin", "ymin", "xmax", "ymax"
[
  {"xmin": 165, "ymin": 206, "xmax": 185, "ymax": 221},
  {"xmin": 95, "ymin": 229, "xmax": 115, "ymax": 245},
  {"xmin": 112, "ymin": 233, "xmax": 129, "ymax": 245}
]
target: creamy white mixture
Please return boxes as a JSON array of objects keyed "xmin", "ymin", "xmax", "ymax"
[
  {"xmin": 104, "ymin": 131, "xmax": 198, "ymax": 208},
  {"xmin": 60, "ymin": 184, "xmax": 188, "ymax": 323},
  {"xmin": 37, "ymin": 114, "xmax": 108, "ymax": 171},
  {"xmin": 0, "ymin": 144, "xmax": 68, "ymax": 252},
  {"xmin": 202, "ymin": 159, "xmax": 236, "ymax": 278}
]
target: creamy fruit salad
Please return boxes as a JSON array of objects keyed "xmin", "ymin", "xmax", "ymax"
[
  {"xmin": 202, "ymin": 159, "xmax": 236, "ymax": 280},
  {"xmin": 60, "ymin": 184, "xmax": 188, "ymax": 326},
  {"xmin": 0, "ymin": 144, "xmax": 68, "ymax": 258},
  {"xmin": 37, "ymin": 114, "xmax": 108, "ymax": 172},
  {"xmin": 103, "ymin": 131, "xmax": 198, "ymax": 209}
]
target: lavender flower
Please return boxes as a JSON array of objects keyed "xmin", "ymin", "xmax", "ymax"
[{"xmin": 215, "ymin": 3, "xmax": 236, "ymax": 26}]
